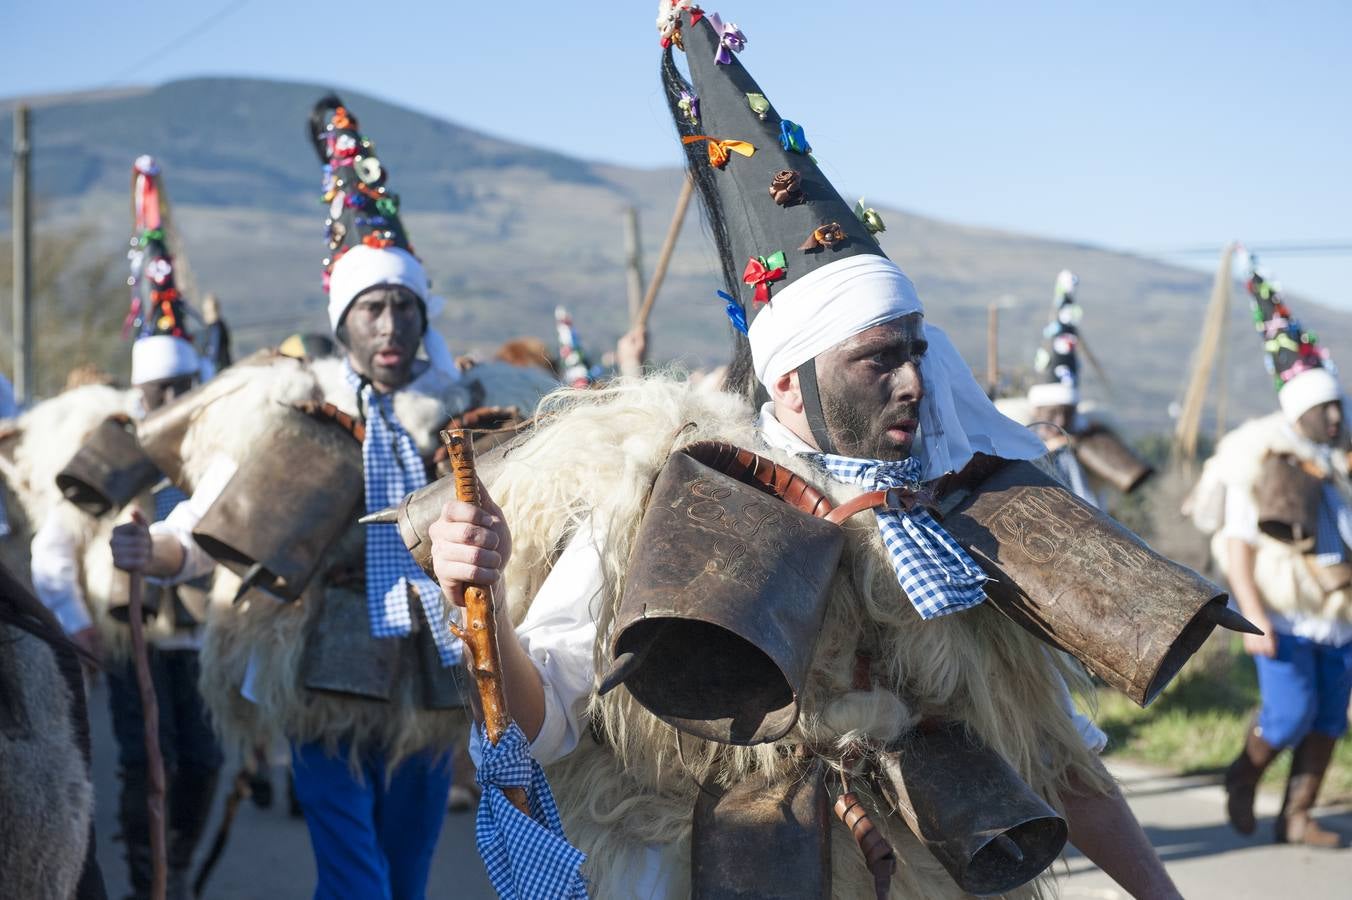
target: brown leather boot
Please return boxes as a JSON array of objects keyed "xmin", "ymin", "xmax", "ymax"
[
  {"xmin": 1275, "ymin": 732, "xmax": 1344, "ymax": 848},
  {"xmin": 1225, "ymin": 725, "xmax": 1279, "ymax": 835}
]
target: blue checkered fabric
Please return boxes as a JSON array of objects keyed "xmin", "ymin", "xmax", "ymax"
[
  {"xmin": 810, "ymin": 453, "xmax": 989, "ymax": 619},
  {"xmin": 345, "ymin": 365, "xmax": 461, "ymax": 666},
  {"xmin": 153, "ymin": 485, "xmax": 188, "ymax": 523},
  {"xmin": 475, "ymin": 723, "xmax": 589, "ymax": 899},
  {"xmin": 0, "ymin": 493, "xmax": 9, "ymax": 538},
  {"xmin": 1313, "ymin": 482, "xmax": 1352, "ymax": 567}
]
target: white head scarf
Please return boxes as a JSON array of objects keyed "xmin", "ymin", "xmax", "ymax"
[
  {"xmin": 131, "ymin": 334, "xmax": 200, "ymax": 386},
  {"xmin": 748, "ymin": 254, "xmax": 1045, "ymax": 480},
  {"xmin": 1280, "ymin": 367, "xmax": 1343, "ymax": 422},
  {"xmin": 328, "ymin": 245, "xmax": 458, "ymax": 379}
]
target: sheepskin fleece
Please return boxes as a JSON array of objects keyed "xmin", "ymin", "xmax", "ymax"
[
  {"xmin": 0, "ymin": 385, "xmax": 154, "ymax": 657},
  {"xmin": 0, "ymin": 623, "xmax": 93, "ymax": 900},
  {"xmin": 491, "ymin": 377, "xmax": 1110, "ymax": 899},
  {"xmin": 1191, "ymin": 412, "xmax": 1352, "ymax": 623},
  {"xmin": 189, "ymin": 355, "xmax": 557, "ymax": 760}
]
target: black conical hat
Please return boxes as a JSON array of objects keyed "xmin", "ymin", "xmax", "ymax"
[
  {"xmin": 308, "ymin": 95, "xmax": 416, "ymax": 292},
  {"xmin": 1245, "ymin": 259, "xmax": 1332, "ymax": 390},
  {"xmin": 1032, "ymin": 270, "xmax": 1081, "ymax": 391},
  {"xmin": 664, "ymin": 8, "xmax": 887, "ymax": 314},
  {"xmin": 126, "ymin": 155, "xmax": 191, "ymax": 342}
]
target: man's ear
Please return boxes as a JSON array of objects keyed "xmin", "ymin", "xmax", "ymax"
[{"xmin": 771, "ymin": 370, "xmax": 804, "ymax": 414}]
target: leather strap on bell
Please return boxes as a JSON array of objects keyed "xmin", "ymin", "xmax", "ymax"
[
  {"xmin": 293, "ymin": 400, "xmax": 366, "ymax": 443},
  {"xmin": 682, "ymin": 440, "xmax": 835, "ymax": 518},
  {"xmin": 795, "ymin": 359, "xmax": 838, "ymax": 455}
]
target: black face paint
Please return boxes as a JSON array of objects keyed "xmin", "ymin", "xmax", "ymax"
[
  {"xmin": 812, "ymin": 316, "xmax": 927, "ymax": 462},
  {"xmin": 1297, "ymin": 399, "xmax": 1347, "ymax": 447},
  {"xmin": 340, "ymin": 285, "xmax": 426, "ymax": 392}
]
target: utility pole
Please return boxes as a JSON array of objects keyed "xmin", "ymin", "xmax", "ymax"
[
  {"xmin": 623, "ymin": 206, "xmax": 645, "ymax": 323},
  {"xmin": 12, "ymin": 104, "xmax": 33, "ymax": 406}
]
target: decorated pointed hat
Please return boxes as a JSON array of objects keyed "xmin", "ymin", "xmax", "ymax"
[
  {"xmin": 1027, "ymin": 270, "xmax": 1082, "ymax": 408},
  {"xmin": 1245, "ymin": 257, "xmax": 1342, "ymax": 421},
  {"xmin": 656, "ymin": 4, "xmax": 1045, "ymax": 476},
  {"xmin": 309, "ymin": 95, "xmax": 459, "ymax": 375},
  {"xmin": 127, "ymin": 155, "xmax": 199, "ymax": 386}
]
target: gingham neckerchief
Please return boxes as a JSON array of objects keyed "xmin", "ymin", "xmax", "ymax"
[
  {"xmin": 810, "ymin": 453, "xmax": 989, "ymax": 619},
  {"xmin": 153, "ymin": 485, "xmax": 188, "ymax": 522},
  {"xmin": 475, "ymin": 722, "xmax": 589, "ymax": 899},
  {"xmin": 345, "ymin": 364, "xmax": 461, "ymax": 665}
]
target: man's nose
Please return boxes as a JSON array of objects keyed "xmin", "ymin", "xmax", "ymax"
[{"xmin": 892, "ymin": 361, "xmax": 924, "ymax": 403}]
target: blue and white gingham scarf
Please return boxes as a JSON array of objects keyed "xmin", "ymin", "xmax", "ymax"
[
  {"xmin": 475, "ymin": 723, "xmax": 588, "ymax": 899},
  {"xmin": 345, "ymin": 365, "xmax": 461, "ymax": 666},
  {"xmin": 1313, "ymin": 481, "xmax": 1352, "ymax": 567},
  {"xmin": 810, "ymin": 453, "xmax": 989, "ymax": 619}
]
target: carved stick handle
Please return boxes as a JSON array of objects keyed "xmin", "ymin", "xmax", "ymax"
[{"xmin": 442, "ymin": 428, "xmax": 531, "ymax": 816}]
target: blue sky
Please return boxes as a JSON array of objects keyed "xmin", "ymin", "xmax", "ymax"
[{"xmin": 8, "ymin": 0, "xmax": 1351, "ymax": 307}]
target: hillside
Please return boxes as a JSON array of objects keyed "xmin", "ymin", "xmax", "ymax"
[{"xmin": 2, "ymin": 77, "xmax": 1348, "ymax": 433}]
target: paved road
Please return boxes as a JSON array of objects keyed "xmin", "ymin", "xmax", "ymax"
[{"xmin": 88, "ymin": 681, "xmax": 1349, "ymax": 899}]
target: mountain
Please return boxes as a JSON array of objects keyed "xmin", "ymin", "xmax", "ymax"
[{"xmin": 2, "ymin": 76, "xmax": 1348, "ymax": 433}]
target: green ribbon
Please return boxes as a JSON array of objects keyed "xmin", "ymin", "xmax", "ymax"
[
  {"xmin": 138, "ymin": 228, "xmax": 165, "ymax": 247},
  {"xmin": 853, "ymin": 198, "xmax": 886, "ymax": 235},
  {"xmin": 746, "ymin": 92, "xmax": 770, "ymax": 119},
  {"xmin": 760, "ymin": 250, "xmax": 787, "ymax": 271},
  {"xmin": 376, "ymin": 196, "xmax": 399, "ymax": 217}
]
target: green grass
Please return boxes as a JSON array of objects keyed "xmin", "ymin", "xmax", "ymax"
[{"xmin": 1094, "ymin": 636, "xmax": 1352, "ymax": 801}]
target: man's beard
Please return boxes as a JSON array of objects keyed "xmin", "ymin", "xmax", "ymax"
[{"xmin": 821, "ymin": 393, "xmax": 919, "ymax": 461}]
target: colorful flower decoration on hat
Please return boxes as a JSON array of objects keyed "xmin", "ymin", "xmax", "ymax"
[
  {"xmin": 779, "ymin": 120, "xmax": 811, "ymax": 154},
  {"xmin": 678, "ymin": 90, "xmax": 700, "ymax": 125},
  {"xmin": 746, "ymin": 92, "xmax": 770, "ymax": 121},
  {"xmin": 657, "ymin": 0, "xmax": 702, "ymax": 47},
  {"xmin": 681, "ymin": 134, "xmax": 755, "ymax": 168},
  {"xmin": 717, "ymin": 290, "xmax": 749, "ymax": 334},
  {"xmin": 125, "ymin": 156, "xmax": 192, "ymax": 342},
  {"xmin": 854, "ymin": 198, "xmax": 886, "ymax": 235},
  {"xmin": 769, "ymin": 170, "xmax": 803, "ymax": 206},
  {"xmin": 799, "ymin": 222, "xmax": 847, "ymax": 252},
  {"xmin": 1247, "ymin": 263, "xmax": 1332, "ymax": 388},
  {"xmin": 743, "ymin": 251, "xmax": 787, "ymax": 304},
  {"xmin": 708, "ymin": 12, "xmax": 745, "ymax": 64}
]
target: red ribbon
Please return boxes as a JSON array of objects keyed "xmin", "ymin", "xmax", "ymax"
[{"xmin": 742, "ymin": 256, "xmax": 785, "ymax": 304}]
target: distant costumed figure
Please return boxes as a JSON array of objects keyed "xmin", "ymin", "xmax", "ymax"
[
  {"xmin": 997, "ymin": 270, "xmax": 1154, "ymax": 507},
  {"xmin": 1189, "ymin": 255, "xmax": 1352, "ymax": 849},
  {"xmin": 107, "ymin": 98, "xmax": 558, "ymax": 900},
  {"xmin": 390, "ymin": 5, "xmax": 1255, "ymax": 897}
]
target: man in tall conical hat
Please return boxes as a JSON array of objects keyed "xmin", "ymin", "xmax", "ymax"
[
  {"xmin": 1192, "ymin": 256, "xmax": 1352, "ymax": 848},
  {"xmin": 24, "ymin": 154, "xmax": 224, "ymax": 900},
  {"xmin": 425, "ymin": 7, "xmax": 1188, "ymax": 897},
  {"xmin": 112, "ymin": 98, "xmax": 557, "ymax": 899}
]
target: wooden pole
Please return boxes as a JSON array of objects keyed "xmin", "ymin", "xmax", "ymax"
[
  {"xmin": 12, "ymin": 105, "xmax": 33, "ymax": 405},
  {"xmin": 126, "ymin": 566, "xmax": 167, "ymax": 900},
  {"xmin": 632, "ymin": 175, "xmax": 694, "ymax": 332},
  {"xmin": 1172, "ymin": 242, "xmax": 1235, "ymax": 467},
  {"xmin": 442, "ymin": 428, "xmax": 530, "ymax": 816},
  {"xmin": 623, "ymin": 206, "xmax": 645, "ymax": 323}
]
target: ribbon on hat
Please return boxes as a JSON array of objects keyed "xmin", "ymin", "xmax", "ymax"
[
  {"xmin": 854, "ymin": 198, "xmax": 886, "ymax": 235},
  {"xmin": 681, "ymin": 135, "xmax": 755, "ymax": 168},
  {"xmin": 717, "ymin": 290, "xmax": 749, "ymax": 334},
  {"xmin": 779, "ymin": 120, "xmax": 811, "ymax": 154},
  {"xmin": 708, "ymin": 12, "xmax": 745, "ymax": 64},
  {"xmin": 678, "ymin": 90, "xmax": 700, "ymax": 124},
  {"xmin": 746, "ymin": 92, "xmax": 770, "ymax": 120},
  {"xmin": 799, "ymin": 223, "xmax": 847, "ymax": 252},
  {"xmin": 743, "ymin": 251, "xmax": 786, "ymax": 304}
]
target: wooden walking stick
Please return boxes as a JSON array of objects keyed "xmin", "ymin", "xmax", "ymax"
[
  {"xmin": 632, "ymin": 174, "xmax": 695, "ymax": 333},
  {"xmin": 441, "ymin": 428, "xmax": 531, "ymax": 817},
  {"xmin": 124, "ymin": 510, "xmax": 167, "ymax": 900}
]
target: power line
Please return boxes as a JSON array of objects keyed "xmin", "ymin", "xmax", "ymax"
[
  {"xmin": 1139, "ymin": 241, "xmax": 1352, "ymax": 258},
  {"xmin": 99, "ymin": 1, "xmax": 251, "ymax": 89}
]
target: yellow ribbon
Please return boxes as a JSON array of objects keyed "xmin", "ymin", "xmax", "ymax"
[{"xmin": 682, "ymin": 135, "xmax": 755, "ymax": 168}]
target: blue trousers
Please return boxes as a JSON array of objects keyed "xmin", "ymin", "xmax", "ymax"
[
  {"xmin": 1255, "ymin": 633, "xmax": 1352, "ymax": 748},
  {"xmin": 291, "ymin": 741, "xmax": 453, "ymax": 900}
]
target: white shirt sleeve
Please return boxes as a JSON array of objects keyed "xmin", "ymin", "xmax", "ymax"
[
  {"xmin": 513, "ymin": 518, "xmax": 608, "ymax": 766},
  {"xmin": 1220, "ymin": 484, "xmax": 1261, "ymax": 546},
  {"xmin": 147, "ymin": 454, "xmax": 239, "ymax": 584},
  {"xmin": 30, "ymin": 516, "xmax": 92, "ymax": 634}
]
